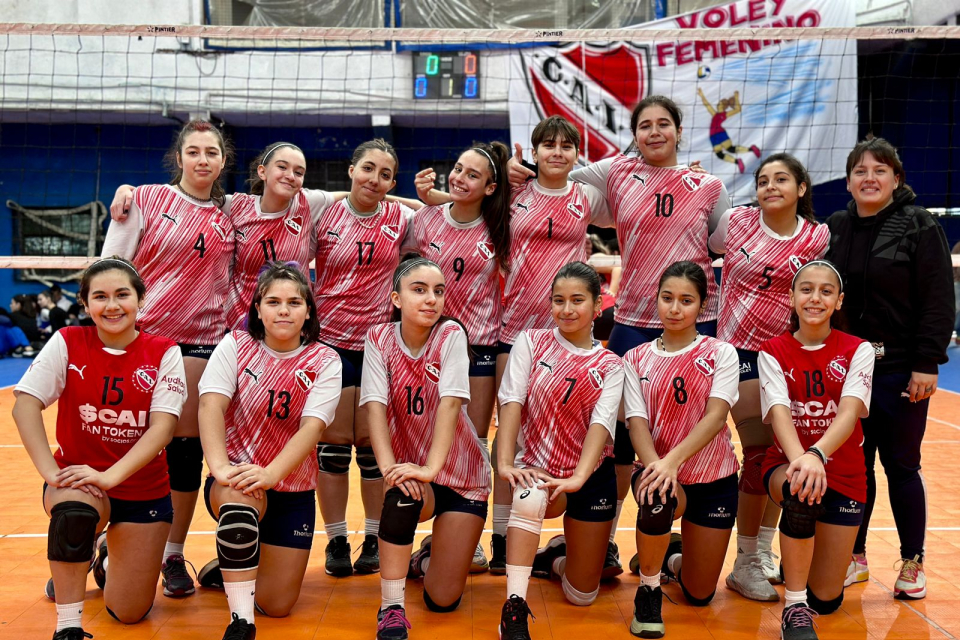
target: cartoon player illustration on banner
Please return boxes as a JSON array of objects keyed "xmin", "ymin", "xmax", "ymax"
[{"xmin": 697, "ymin": 88, "xmax": 761, "ymax": 173}]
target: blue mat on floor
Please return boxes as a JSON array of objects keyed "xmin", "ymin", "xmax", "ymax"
[{"xmin": 0, "ymin": 356, "xmax": 32, "ymax": 388}]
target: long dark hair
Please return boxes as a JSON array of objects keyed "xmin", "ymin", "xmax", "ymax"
[
  {"xmin": 390, "ymin": 254, "xmax": 472, "ymax": 345},
  {"xmin": 468, "ymin": 141, "xmax": 512, "ymax": 273},
  {"xmin": 247, "ymin": 142, "xmax": 305, "ymax": 196},
  {"xmin": 246, "ymin": 261, "xmax": 321, "ymax": 344},
  {"xmin": 79, "ymin": 256, "xmax": 146, "ymax": 306},
  {"xmin": 164, "ymin": 120, "xmax": 233, "ymax": 208},
  {"xmin": 626, "ymin": 95, "xmax": 683, "ymax": 155},
  {"xmin": 12, "ymin": 294, "xmax": 38, "ymax": 319},
  {"xmin": 845, "ymin": 137, "xmax": 914, "ymax": 199},
  {"xmin": 755, "ymin": 152, "xmax": 816, "ymax": 223}
]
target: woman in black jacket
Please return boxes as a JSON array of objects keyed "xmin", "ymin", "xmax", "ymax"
[{"xmin": 826, "ymin": 137, "xmax": 953, "ymax": 601}]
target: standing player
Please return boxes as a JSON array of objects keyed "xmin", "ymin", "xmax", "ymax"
[
  {"xmin": 101, "ymin": 120, "xmax": 234, "ymax": 598},
  {"xmin": 759, "ymin": 260, "xmax": 874, "ymax": 639},
  {"xmin": 13, "ymin": 257, "xmax": 187, "ymax": 639},
  {"xmin": 362, "ymin": 256, "xmax": 490, "ymax": 640},
  {"xmin": 198, "ymin": 262, "xmax": 342, "ymax": 640},
  {"xmin": 623, "ymin": 261, "xmax": 739, "ymax": 638},
  {"xmin": 496, "ymin": 262, "xmax": 624, "ymax": 640},
  {"xmin": 707, "ymin": 154, "xmax": 830, "ymax": 601},
  {"xmin": 313, "ymin": 139, "xmax": 417, "ymax": 578}
]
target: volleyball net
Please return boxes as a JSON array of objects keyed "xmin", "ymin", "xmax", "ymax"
[{"xmin": 1, "ymin": 20, "xmax": 959, "ymax": 286}]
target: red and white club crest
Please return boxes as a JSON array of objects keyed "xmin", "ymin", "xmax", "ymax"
[
  {"xmin": 682, "ymin": 173, "xmax": 703, "ymax": 192},
  {"xmin": 826, "ymin": 356, "xmax": 849, "ymax": 382},
  {"xmin": 477, "ymin": 241, "xmax": 496, "ymax": 261},
  {"xmin": 588, "ymin": 367, "xmax": 604, "ymax": 390},
  {"xmin": 522, "ymin": 42, "xmax": 651, "ymax": 164},
  {"xmin": 694, "ymin": 356, "xmax": 715, "ymax": 377},
  {"xmin": 567, "ymin": 202, "xmax": 584, "ymax": 220},
  {"xmin": 133, "ymin": 365, "xmax": 158, "ymax": 392},
  {"xmin": 380, "ymin": 224, "xmax": 400, "ymax": 241},
  {"xmin": 284, "ymin": 215, "xmax": 303, "ymax": 236},
  {"xmin": 295, "ymin": 369, "xmax": 317, "ymax": 392},
  {"xmin": 425, "ymin": 362, "xmax": 441, "ymax": 384},
  {"xmin": 788, "ymin": 255, "xmax": 804, "ymax": 273}
]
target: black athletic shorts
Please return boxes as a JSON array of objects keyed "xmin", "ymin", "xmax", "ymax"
[
  {"xmin": 324, "ymin": 343, "xmax": 364, "ymax": 388},
  {"xmin": 179, "ymin": 343, "xmax": 217, "ymax": 360},
  {"xmin": 469, "ymin": 345, "xmax": 498, "ymax": 378},
  {"xmin": 431, "ymin": 483, "xmax": 488, "ymax": 520},
  {"xmin": 736, "ymin": 348, "xmax": 759, "ymax": 382},
  {"xmin": 204, "ymin": 477, "xmax": 316, "ymax": 550},
  {"xmin": 42, "ymin": 482, "xmax": 174, "ymax": 524},
  {"xmin": 763, "ymin": 466, "xmax": 865, "ymax": 528},
  {"xmin": 565, "ymin": 457, "xmax": 617, "ymax": 523},
  {"xmin": 631, "ymin": 469, "xmax": 738, "ymax": 530}
]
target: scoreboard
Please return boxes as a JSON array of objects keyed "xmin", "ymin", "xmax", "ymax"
[{"xmin": 413, "ymin": 51, "xmax": 480, "ymax": 100}]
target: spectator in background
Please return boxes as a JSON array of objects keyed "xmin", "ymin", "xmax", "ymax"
[
  {"xmin": 0, "ymin": 308, "xmax": 33, "ymax": 357},
  {"xmin": 10, "ymin": 295, "xmax": 41, "ymax": 343},
  {"xmin": 49, "ymin": 283, "xmax": 73, "ymax": 312},
  {"xmin": 585, "ymin": 233, "xmax": 620, "ymax": 341},
  {"xmin": 37, "ymin": 290, "xmax": 68, "ymax": 336}
]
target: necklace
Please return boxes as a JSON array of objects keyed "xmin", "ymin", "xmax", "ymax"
[
  {"xmin": 345, "ymin": 196, "xmax": 384, "ymax": 229},
  {"xmin": 176, "ymin": 182, "xmax": 213, "ymax": 203},
  {"xmin": 658, "ymin": 331, "xmax": 700, "ymax": 353}
]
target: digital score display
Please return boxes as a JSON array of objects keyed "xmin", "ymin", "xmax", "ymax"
[{"xmin": 413, "ymin": 51, "xmax": 479, "ymax": 100}]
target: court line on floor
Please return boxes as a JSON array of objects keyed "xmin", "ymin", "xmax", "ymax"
[{"xmin": 869, "ymin": 577, "xmax": 956, "ymax": 639}]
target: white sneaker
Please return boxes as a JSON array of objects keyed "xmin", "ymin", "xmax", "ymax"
[
  {"xmin": 470, "ymin": 542, "xmax": 489, "ymax": 573},
  {"xmin": 893, "ymin": 556, "xmax": 926, "ymax": 600},
  {"xmin": 844, "ymin": 553, "xmax": 869, "ymax": 587},
  {"xmin": 758, "ymin": 547, "xmax": 783, "ymax": 584},
  {"xmin": 725, "ymin": 554, "xmax": 780, "ymax": 602}
]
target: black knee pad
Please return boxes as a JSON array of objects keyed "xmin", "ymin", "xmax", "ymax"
[
  {"xmin": 423, "ymin": 588, "xmax": 462, "ymax": 613},
  {"xmin": 48, "ymin": 501, "xmax": 99, "ymax": 563},
  {"xmin": 807, "ymin": 587, "xmax": 843, "ymax": 615},
  {"xmin": 378, "ymin": 486, "xmax": 423, "ymax": 546},
  {"xmin": 355, "ymin": 446, "xmax": 382, "ymax": 480},
  {"xmin": 637, "ymin": 493, "xmax": 678, "ymax": 536},
  {"xmin": 216, "ymin": 503, "xmax": 260, "ymax": 572},
  {"xmin": 107, "ymin": 604, "xmax": 153, "ymax": 624},
  {"xmin": 678, "ymin": 569, "xmax": 716, "ymax": 607},
  {"xmin": 317, "ymin": 443, "xmax": 352, "ymax": 475},
  {"xmin": 166, "ymin": 436, "xmax": 204, "ymax": 492},
  {"xmin": 779, "ymin": 480, "xmax": 823, "ymax": 540}
]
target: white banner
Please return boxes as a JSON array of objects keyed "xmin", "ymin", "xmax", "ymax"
[{"xmin": 508, "ymin": 0, "xmax": 858, "ymax": 202}]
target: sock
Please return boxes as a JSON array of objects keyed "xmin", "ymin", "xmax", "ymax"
[
  {"xmin": 364, "ymin": 518, "xmax": 380, "ymax": 538},
  {"xmin": 667, "ymin": 553, "xmax": 682, "ymax": 576},
  {"xmin": 380, "ymin": 577, "xmax": 405, "ymax": 610},
  {"xmin": 640, "ymin": 571, "xmax": 660, "ymax": 589},
  {"xmin": 737, "ymin": 534, "xmax": 758, "ymax": 558},
  {"xmin": 609, "ymin": 500, "xmax": 624, "ymax": 542},
  {"xmin": 493, "ymin": 504, "xmax": 511, "ymax": 538},
  {"xmin": 225, "ymin": 580, "xmax": 257, "ymax": 624},
  {"xmin": 420, "ymin": 557, "xmax": 431, "ymax": 574},
  {"xmin": 552, "ymin": 556, "xmax": 566, "ymax": 579},
  {"xmin": 505, "ymin": 564, "xmax": 532, "ymax": 600},
  {"xmin": 758, "ymin": 526, "xmax": 776, "ymax": 552},
  {"xmin": 784, "ymin": 588, "xmax": 807, "ymax": 608},
  {"xmin": 325, "ymin": 520, "xmax": 348, "ymax": 540},
  {"xmin": 55, "ymin": 602, "xmax": 83, "ymax": 632},
  {"xmin": 163, "ymin": 541, "xmax": 184, "ymax": 560}
]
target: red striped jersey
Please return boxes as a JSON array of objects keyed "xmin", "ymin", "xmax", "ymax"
[
  {"xmin": 500, "ymin": 180, "xmax": 612, "ymax": 345},
  {"xmin": 313, "ymin": 200, "xmax": 414, "ymax": 350},
  {"xmin": 102, "ymin": 184, "xmax": 235, "ymax": 345},
  {"xmin": 412, "ymin": 204, "xmax": 501, "ymax": 346},
  {"xmin": 498, "ymin": 328, "xmax": 624, "ymax": 479},
  {"xmin": 15, "ymin": 326, "xmax": 186, "ymax": 501},
  {"xmin": 623, "ymin": 336, "xmax": 740, "ymax": 485},
  {"xmin": 599, "ymin": 155, "xmax": 725, "ymax": 328},
  {"xmin": 199, "ymin": 331, "xmax": 342, "ymax": 493},
  {"xmin": 716, "ymin": 207, "xmax": 830, "ymax": 351},
  {"xmin": 360, "ymin": 321, "xmax": 490, "ymax": 501},
  {"xmin": 759, "ymin": 331, "xmax": 874, "ymax": 502},
  {"xmin": 224, "ymin": 190, "xmax": 335, "ymax": 330}
]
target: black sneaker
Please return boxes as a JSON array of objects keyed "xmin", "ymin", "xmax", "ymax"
[
  {"xmin": 602, "ymin": 541, "xmax": 624, "ymax": 580},
  {"xmin": 377, "ymin": 605, "xmax": 411, "ymax": 640},
  {"xmin": 531, "ymin": 535, "xmax": 566, "ymax": 579},
  {"xmin": 354, "ymin": 535, "xmax": 380, "ymax": 574},
  {"xmin": 408, "ymin": 535, "xmax": 432, "ymax": 579},
  {"xmin": 199, "ymin": 558, "xmax": 224, "ymax": 589},
  {"xmin": 92, "ymin": 532, "xmax": 108, "ymax": 590},
  {"xmin": 51, "ymin": 629, "xmax": 93, "ymax": 640},
  {"xmin": 490, "ymin": 533, "xmax": 507, "ymax": 575},
  {"xmin": 222, "ymin": 612, "xmax": 257, "ymax": 640},
  {"xmin": 499, "ymin": 594, "xmax": 534, "ymax": 639},
  {"xmin": 661, "ymin": 533, "xmax": 682, "ymax": 580},
  {"xmin": 161, "ymin": 553, "xmax": 196, "ymax": 597},
  {"xmin": 325, "ymin": 536, "xmax": 353, "ymax": 577},
  {"xmin": 630, "ymin": 585, "xmax": 665, "ymax": 638},
  {"xmin": 781, "ymin": 603, "xmax": 818, "ymax": 640}
]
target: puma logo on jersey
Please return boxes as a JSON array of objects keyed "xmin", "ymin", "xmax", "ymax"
[
  {"xmin": 211, "ymin": 220, "xmax": 227, "ymax": 241},
  {"xmin": 681, "ymin": 173, "xmax": 704, "ymax": 192},
  {"xmin": 630, "ymin": 173, "xmax": 646, "ymax": 185},
  {"xmin": 284, "ymin": 215, "xmax": 303, "ymax": 236},
  {"xmin": 429, "ymin": 240, "xmax": 444, "ymax": 255},
  {"xmin": 326, "ymin": 227, "xmax": 342, "ymax": 241},
  {"xmin": 567, "ymin": 203, "xmax": 584, "ymax": 220},
  {"xmin": 295, "ymin": 369, "xmax": 317, "ymax": 391},
  {"xmin": 243, "ymin": 367, "xmax": 262, "ymax": 383},
  {"xmin": 425, "ymin": 362, "xmax": 441, "ymax": 384},
  {"xmin": 694, "ymin": 356, "xmax": 715, "ymax": 377},
  {"xmin": 782, "ymin": 368, "xmax": 796, "ymax": 382},
  {"xmin": 477, "ymin": 241, "xmax": 496, "ymax": 261},
  {"xmin": 380, "ymin": 224, "xmax": 400, "ymax": 241},
  {"xmin": 234, "ymin": 229, "xmax": 247, "ymax": 241},
  {"xmin": 588, "ymin": 367, "xmax": 603, "ymax": 390},
  {"xmin": 160, "ymin": 213, "xmax": 178, "ymax": 226},
  {"xmin": 68, "ymin": 364, "xmax": 87, "ymax": 380},
  {"xmin": 738, "ymin": 247, "xmax": 757, "ymax": 262},
  {"xmin": 514, "ymin": 202, "xmax": 530, "ymax": 212},
  {"xmin": 537, "ymin": 360, "xmax": 554, "ymax": 373},
  {"xmin": 639, "ymin": 373, "xmax": 651, "ymax": 384}
]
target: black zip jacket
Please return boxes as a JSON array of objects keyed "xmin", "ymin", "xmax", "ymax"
[{"xmin": 825, "ymin": 189, "xmax": 954, "ymax": 375}]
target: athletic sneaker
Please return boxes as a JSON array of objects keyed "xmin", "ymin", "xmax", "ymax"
[
  {"xmin": 51, "ymin": 628, "xmax": 93, "ymax": 640},
  {"xmin": 661, "ymin": 533, "xmax": 682, "ymax": 581},
  {"xmin": 199, "ymin": 558, "xmax": 225, "ymax": 589},
  {"xmin": 602, "ymin": 541, "xmax": 624, "ymax": 580},
  {"xmin": 780, "ymin": 602, "xmax": 818, "ymax": 640},
  {"xmin": 499, "ymin": 594, "xmax": 534, "ymax": 640},
  {"xmin": 324, "ymin": 536, "xmax": 353, "ymax": 577},
  {"xmin": 222, "ymin": 612, "xmax": 256, "ymax": 640},
  {"xmin": 354, "ymin": 535, "xmax": 380, "ymax": 575},
  {"xmin": 531, "ymin": 535, "xmax": 566, "ymax": 579},
  {"xmin": 377, "ymin": 605, "xmax": 412, "ymax": 640},
  {"xmin": 92, "ymin": 532, "xmax": 108, "ymax": 590},
  {"xmin": 470, "ymin": 542, "xmax": 490, "ymax": 573},
  {"xmin": 490, "ymin": 533, "xmax": 507, "ymax": 575},
  {"xmin": 725, "ymin": 554, "xmax": 779, "ymax": 602},
  {"xmin": 843, "ymin": 553, "xmax": 869, "ymax": 587},
  {"xmin": 758, "ymin": 547, "xmax": 783, "ymax": 584},
  {"xmin": 408, "ymin": 535, "xmax": 432, "ymax": 579},
  {"xmin": 161, "ymin": 553, "xmax": 196, "ymax": 597},
  {"xmin": 630, "ymin": 585, "xmax": 665, "ymax": 639},
  {"xmin": 894, "ymin": 556, "xmax": 926, "ymax": 600}
]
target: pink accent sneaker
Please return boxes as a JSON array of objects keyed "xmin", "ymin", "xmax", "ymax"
[
  {"xmin": 844, "ymin": 553, "xmax": 869, "ymax": 587},
  {"xmin": 894, "ymin": 556, "xmax": 926, "ymax": 600}
]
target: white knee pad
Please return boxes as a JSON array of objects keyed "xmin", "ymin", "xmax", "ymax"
[
  {"xmin": 562, "ymin": 573, "xmax": 598, "ymax": 606},
  {"xmin": 507, "ymin": 482, "xmax": 548, "ymax": 535}
]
